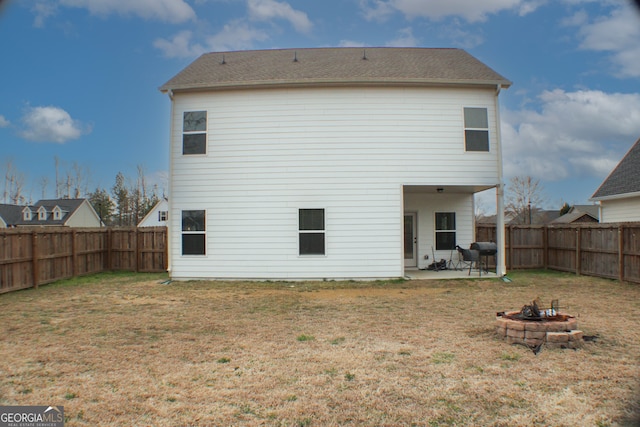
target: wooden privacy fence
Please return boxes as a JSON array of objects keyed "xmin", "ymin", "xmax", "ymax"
[
  {"xmin": 0, "ymin": 227, "xmax": 167, "ymax": 294},
  {"xmin": 476, "ymin": 223, "xmax": 640, "ymax": 284}
]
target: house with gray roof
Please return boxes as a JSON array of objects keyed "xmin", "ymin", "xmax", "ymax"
[
  {"xmin": 590, "ymin": 137, "xmax": 640, "ymax": 222},
  {"xmin": 0, "ymin": 199, "xmax": 102, "ymax": 228},
  {"xmin": 160, "ymin": 47, "xmax": 511, "ymax": 280}
]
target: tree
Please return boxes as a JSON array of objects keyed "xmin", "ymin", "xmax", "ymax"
[
  {"xmin": 560, "ymin": 202, "xmax": 571, "ymax": 216},
  {"xmin": 88, "ymin": 187, "xmax": 114, "ymax": 226},
  {"xmin": 2, "ymin": 159, "xmax": 27, "ymax": 205},
  {"xmin": 111, "ymin": 172, "xmax": 130, "ymax": 226},
  {"xmin": 505, "ymin": 176, "xmax": 546, "ymax": 225}
]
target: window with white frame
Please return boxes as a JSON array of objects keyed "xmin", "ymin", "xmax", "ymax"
[
  {"xmin": 299, "ymin": 209, "xmax": 325, "ymax": 255},
  {"xmin": 159, "ymin": 211, "xmax": 168, "ymax": 222},
  {"xmin": 23, "ymin": 208, "xmax": 32, "ymax": 221},
  {"xmin": 463, "ymin": 107, "xmax": 489, "ymax": 152},
  {"xmin": 38, "ymin": 207, "xmax": 47, "ymax": 220},
  {"xmin": 53, "ymin": 207, "xmax": 63, "ymax": 220},
  {"xmin": 183, "ymin": 111, "xmax": 207, "ymax": 155},
  {"xmin": 435, "ymin": 212, "xmax": 456, "ymax": 250},
  {"xmin": 182, "ymin": 210, "xmax": 206, "ymax": 255}
]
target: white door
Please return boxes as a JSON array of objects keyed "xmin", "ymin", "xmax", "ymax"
[{"xmin": 404, "ymin": 213, "xmax": 417, "ymax": 268}]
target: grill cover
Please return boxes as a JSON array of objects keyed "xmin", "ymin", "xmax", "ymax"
[{"xmin": 470, "ymin": 242, "xmax": 497, "ymax": 255}]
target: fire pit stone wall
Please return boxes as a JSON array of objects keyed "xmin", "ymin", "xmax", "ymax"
[{"xmin": 496, "ymin": 311, "xmax": 584, "ymax": 349}]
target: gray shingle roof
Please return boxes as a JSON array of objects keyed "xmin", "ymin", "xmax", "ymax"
[
  {"xmin": 591, "ymin": 137, "xmax": 640, "ymax": 199},
  {"xmin": 159, "ymin": 47, "xmax": 511, "ymax": 92},
  {"xmin": 0, "ymin": 199, "xmax": 87, "ymax": 227},
  {"xmin": 0, "ymin": 204, "xmax": 23, "ymax": 226}
]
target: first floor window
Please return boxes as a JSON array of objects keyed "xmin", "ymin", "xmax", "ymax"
[
  {"xmin": 182, "ymin": 210, "xmax": 205, "ymax": 255},
  {"xmin": 464, "ymin": 107, "xmax": 489, "ymax": 152},
  {"xmin": 299, "ymin": 209, "xmax": 325, "ymax": 255},
  {"xmin": 435, "ymin": 212, "xmax": 456, "ymax": 250}
]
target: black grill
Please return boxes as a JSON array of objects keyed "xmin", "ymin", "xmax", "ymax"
[
  {"xmin": 470, "ymin": 242, "xmax": 497, "ymax": 276},
  {"xmin": 470, "ymin": 242, "xmax": 497, "ymax": 256}
]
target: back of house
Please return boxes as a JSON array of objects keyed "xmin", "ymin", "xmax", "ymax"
[{"xmin": 160, "ymin": 47, "xmax": 511, "ymax": 280}]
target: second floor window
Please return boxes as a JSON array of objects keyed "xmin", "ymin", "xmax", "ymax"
[
  {"xmin": 183, "ymin": 111, "xmax": 207, "ymax": 155},
  {"xmin": 464, "ymin": 107, "xmax": 489, "ymax": 152}
]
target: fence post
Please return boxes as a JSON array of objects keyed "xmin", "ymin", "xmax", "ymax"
[
  {"xmin": 575, "ymin": 227, "xmax": 581, "ymax": 276},
  {"xmin": 106, "ymin": 228, "xmax": 112, "ymax": 271},
  {"xmin": 31, "ymin": 231, "xmax": 39, "ymax": 290},
  {"xmin": 543, "ymin": 225, "xmax": 548, "ymax": 269},
  {"xmin": 619, "ymin": 225, "xmax": 624, "ymax": 282},
  {"xmin": 72, "ymin": 230, "xmax": 78, "ymax": 277},
  {"xmin": 134, "ymin": 228, "xmax": 139, "ymax": 273},
  {"xmin": 508, "ymin": 225, "xmax": 513, "ymax": 270}
]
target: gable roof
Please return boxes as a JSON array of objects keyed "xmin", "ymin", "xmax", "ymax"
[
  {"xmin": 551, "ymin": 210, "xmax": 598, "ymax": 224},
  {"xmin": 591, "ymin": 137, "xmax": 640, "ymax": 200},
  {"xmin": 160, "ymin": 47, "xmax": 511, "ymax": 93},
  {"xmin": 0, "ymin": 204, "xmax": 24, "ymax": 227}
]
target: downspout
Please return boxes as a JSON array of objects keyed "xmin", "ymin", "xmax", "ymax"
[
  {"xmin": 494, "ymin": 84, "xmax": 507, "ymax": 276},
  {"xmin": 166, "ymin": 89, "xmax": 175, "ymax": 275}
]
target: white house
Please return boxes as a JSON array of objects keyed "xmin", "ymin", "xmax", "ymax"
[
  {"xmin": 138, "ymin": 198, "xmax": 169, "ymax": 227},
  {"xmin": 160, "ymin": 47, "xmax": 511, "ymax": 280},
  {"xmin": 590, "ymin": 137, "xmax": 640, "ymax": 222}
]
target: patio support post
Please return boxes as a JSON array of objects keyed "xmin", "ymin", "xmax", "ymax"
[{"xmin": 496, "ymin": 183, "xmax": 507, "ymax": 276}]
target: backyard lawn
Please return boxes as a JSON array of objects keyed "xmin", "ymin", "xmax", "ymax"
[{"xmin": 0, "ymin": 271, "xmax": 638, "ymax": 426}]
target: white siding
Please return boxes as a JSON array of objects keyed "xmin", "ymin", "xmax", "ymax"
[
  {"xmin": 65, "ymin": 201, "xmax": 102, "ymax": 228},
  {"xmin": 600, "ymin": 197, "xmax": 640, "ymax": 223},
  {"xmin": 170, "ymin": 86, "xmax": 501, "ymax": 279},
  {"xmin": 404, "ymin": 192, "xmax": 474, "ymax": 270},
  {"xmin": 139, "ymin": 199, "xmax": 169, "ymax": 227}
]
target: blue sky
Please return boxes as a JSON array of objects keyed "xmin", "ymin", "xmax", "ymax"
[{"xmin": 1, "ymin": 0, "xmax": 639, "ymax": 212}]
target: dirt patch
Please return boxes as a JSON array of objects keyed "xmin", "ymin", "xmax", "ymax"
[{"xmin": 0, "ymin": 271, "xmax": 638, "ymax": 426}]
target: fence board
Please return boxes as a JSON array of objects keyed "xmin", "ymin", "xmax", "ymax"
[
  {"xmin": 0, "ymin": 227, "xmax": 167, "ymax": 294},
  {"xmin": 477, "ymin": 222, "xmax": 640, "ymax": 284}
]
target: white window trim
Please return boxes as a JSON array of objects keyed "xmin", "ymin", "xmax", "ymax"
[
  {"xmin": 23, "ymin": 208, "xmax": 32, "ymax": 221},
  {"xmin": 181, "ymin": 209, "xmax": 206, "ymax": 256},
  {"xmin": 298, "ymin": 208, "xmax": 327, "ymax": 257},
  {"xmin": 53, "ymin": 206, "xmax": 63, "ymax": 220},
  {"xmin": 463, "ymin": 107, "xmax": 490, "ymax": 153},
  {"xmin": 435, "ymin": 212, "xmax": 457, "ymax": 251},
  {"xmin": 38, "ymin": 207, "xmax": 47, "ymax": 220},
  {"xmin": 182, "ymin": 111, "xmax": 207, "ymax": 156}
]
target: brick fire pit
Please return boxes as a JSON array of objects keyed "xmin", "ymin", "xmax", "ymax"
[{"xmin": 496, "ymin": 311, "xmax": 584, "ymax": 350}]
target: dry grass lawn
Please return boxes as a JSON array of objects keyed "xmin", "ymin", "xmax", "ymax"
[{"xmin": 0, "ymin": 271, "xmax": 639, "ymax": 426}]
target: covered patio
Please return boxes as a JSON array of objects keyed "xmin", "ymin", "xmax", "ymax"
[{"xmin": 404, "ymin": 268, "xmax": 499, "ymax": 280}]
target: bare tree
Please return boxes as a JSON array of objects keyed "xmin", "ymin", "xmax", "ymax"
[
  {"xmin": 39, "ymin": 176, "xmax": 49, "ymax": 200},
  {"xmin": 505, "ymin": 176, "xmax": 547, "ymax": 225},
  {"xmin": 2, "ymin": 159, "xmax": 27, "ymax": 205}
]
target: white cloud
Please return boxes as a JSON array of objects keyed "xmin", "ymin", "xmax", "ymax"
[
  {"xmin": 0, "ymin": 115, "xmax": 9, "ymax": 128},
  {"xmin": 339, "ymin": 40, "xmax": 367, "ymax": 47},
  {"xmin": 571, "ymin": 3, "xmax": 640, "ymax": 77},
  {"xmin": 501, "ymin": 89, "xmax": 640, "ymax": 181},
  {"xmin": 247, "ymin": 0, "xmax": 313, "ymax": 33},
  {"xmin": 359, "ymin": 0, "xmax": 541, "ymax": 23},
  {"xmin": 19, "ymin": 106, "xmax": 90, "ymax": 143},
  {"xmin": 155, "ymin": 22, "xmax": 270, "ymax": 58},
  {"xmin": 154, "ymin": 30, "xmax": 206, "ymax": 59},
  {"xmin": 58, "ymin": 0, "xmax": 196, "ymax": 23},
  {"xmin": 385, "ymin": 27, "xmax": 419, "ymax": 47},
  {"xmin": 204, "ymin": 21, "xmax": 270, "ymax": 52},
  {"xmin": 32, "ymin": 1, "xmax": 58, "ymax": 27}
]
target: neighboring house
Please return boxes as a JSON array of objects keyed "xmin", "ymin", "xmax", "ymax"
[
  {"xmin": 0, "ymin": 199, "xmax": 102, "ymax": 228},
  {"xmin": 160, "ymin": 47, "xmax": 511, "ymax": 280},
  {"xmin": 0, "ymin": 204, "xmax": 23, "ymax": 228},
  {"xmin": 551, "ymin": 205, "xmax": 599, "ymax": 224},
  {"xmin": 138, "ymin": 198, "xmax": 169, "ymax": 227},
  {"xmin": 590, "ymin": 137, "xmax": 640, "ymax": 222}
]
